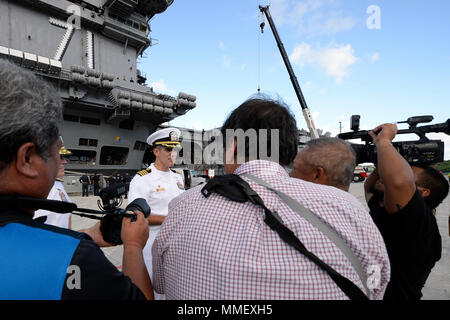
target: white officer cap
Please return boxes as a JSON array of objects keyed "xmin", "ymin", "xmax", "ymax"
[{"xmin": 146, "ymin": 127, "xmax": 181, "ymax": 148}]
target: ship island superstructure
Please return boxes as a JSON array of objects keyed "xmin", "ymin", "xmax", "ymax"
[{"xmin": 0, "ymin": 0, "xmax": 197, "ymax": 175}]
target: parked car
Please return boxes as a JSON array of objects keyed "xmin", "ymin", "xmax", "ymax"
[
  {"xmin": 353, "ymin": 165, "xmax": 369, "ymax": 182},
  {"xmin": 176, "ymin": 168, "xmax": 206, "ymax": 189}
]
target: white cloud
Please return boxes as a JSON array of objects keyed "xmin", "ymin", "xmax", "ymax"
[
  {"xmin": 268, "ymin": 0, "xmax": 289, "ymax": 25},
  {"xmin": 370, "ymin": 52, "xmax": 379, "ymax": 63},
  {"xmin": 278, "ymin": 0, "xmax": 323, "ymax": 26},
  {"xmin": 290, "ymin": 43, "xmax": 312, "ymax": 67},
  {"xmin": 319, "ymin": 16, "xmax": 356, "ymax": 35},
  {"xmin": 303, "ymin": 80, "xmax": 314, "ymax": 92},
  {"xmin": 269, "ymin": 0, "xmax": 355, "ymax": 37},
  {"xmin": 218, "ymin": 41, "xmax": 224, "ymax": 49},
  {"xmin": 222, "ymin": 55, "xmax": 231, "ymax": 68},
  {"xmin": 321, "ymin": 45, "xmax": 358, "ymax": 83},
  {"xmin": 312, "ymin": 111, "xmax": 320, "ymax": 120},
  {"xmin": 290, "ymin": 43, "xmax": 358, "ymax": 84},
  {"xmin": 150, "ymin": 79, "xmax": 175, "ymax": 95}
]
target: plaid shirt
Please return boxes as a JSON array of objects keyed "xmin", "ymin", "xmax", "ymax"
[{"xmin": 152, "ymin": 160, "xmax": 390, "ymax": 299}]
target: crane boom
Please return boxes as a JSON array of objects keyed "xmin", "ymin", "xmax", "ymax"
[{"xmin": 259, "ymin": 5, "xmax": 319, "ymax": 139}]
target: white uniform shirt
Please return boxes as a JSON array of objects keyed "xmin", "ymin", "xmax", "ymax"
[
  {"xmin": 128, "ymin": 163, "xmax": 185, "ymax": 217},
  {"xmin": 34, "ymin": 180, "xmax": 72, "ymax": 229},
  {"xmin": 128, "ymin": 163, "xmax": 184, "ymax": 298}
]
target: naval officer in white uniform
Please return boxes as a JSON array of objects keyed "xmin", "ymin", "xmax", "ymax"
[
  {"xmin": 34, "ymin": 143, "xmax": 73, "ymax": 229},
  {"xmin": 128, "ymin": 127, "xmax": 184, "ymax": 299}
]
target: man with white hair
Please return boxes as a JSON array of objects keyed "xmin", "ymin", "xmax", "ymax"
[{"xmin": 290, "ymin": 137, "xmax": 356, "ymax": 191}]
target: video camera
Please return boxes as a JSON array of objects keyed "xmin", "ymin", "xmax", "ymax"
[
  {"xmin": 97, "ymin": 183, "xmax": 150, "ymax": 245},
  {"xmin": 338, "ymin": 115, "xmax": 450, "ymax": 165},
  {"xmin": 0, "ymin": 187, "xmax": 150, "ymax": 245}
]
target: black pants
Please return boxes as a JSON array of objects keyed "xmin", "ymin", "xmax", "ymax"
[
  {"xmin": 93, "ymin": 184, "xmax": 99, "ymax": 196},
  {"xmin": 125, "ymin": 183, "xmax": 130, "ymax": 198},
  {"xmin": 82, "ymin": 183, "xmax": 89, "ymax": 197}
]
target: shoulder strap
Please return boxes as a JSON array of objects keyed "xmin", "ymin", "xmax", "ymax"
[
  {"xmin": 201, "ymin": 174, "xmax": 369, "ymax": 300},
  {"xmin": 242, "ymin": 173, "xmax": 370, "ymax": 299}
]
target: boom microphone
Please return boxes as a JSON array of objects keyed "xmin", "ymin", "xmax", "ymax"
[
  {"xmin": 0, "ymin": 195, "xmax": 76, "ymax": 213},
  {"xmin": 98, "ymin": 183, "xmax": 128, "ymax": 200}
]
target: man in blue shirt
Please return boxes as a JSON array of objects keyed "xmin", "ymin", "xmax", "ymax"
[{"xmin": 0, "ymin": 59, "xmax": 152, "ymax": 300}]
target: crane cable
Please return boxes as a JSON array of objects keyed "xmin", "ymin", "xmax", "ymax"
[
  {"xmin": 257, "ymin": 0, "xmax": 271, "ymax": 94},
  {"xmin": 258, "ymin": 8, "xmax": 265, "ymax": 94}
]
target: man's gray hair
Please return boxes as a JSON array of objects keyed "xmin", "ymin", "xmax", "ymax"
[
  {"xmin": 303, "ymin": 137, "xmax": 356, "ymax": 189},
  {"xmin": 0, "ymin": 59, "xmax": 62, "ymax": 170}
]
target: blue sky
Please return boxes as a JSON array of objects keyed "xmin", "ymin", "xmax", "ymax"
[{"xmin": 138, "ymin": 0, "xmax": 450, "ymax": 159}]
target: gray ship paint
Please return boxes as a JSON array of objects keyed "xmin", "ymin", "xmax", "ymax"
[{"xmin": 0, "ymin": 0, "xmax": 196, "ymax": 175}]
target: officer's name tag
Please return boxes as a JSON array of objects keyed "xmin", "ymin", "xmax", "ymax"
[{"xmin": 156, "ymin": 187, "xmax": 166, "ymax": 192}]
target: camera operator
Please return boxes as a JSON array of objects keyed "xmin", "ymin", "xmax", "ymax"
[
  {"xmin": 0, "ymin": 59, "xmax": 152, "ymax": 300},
  {"xmin": 364, "ymin": 123, "xmax": 449, "ymax": 300}
]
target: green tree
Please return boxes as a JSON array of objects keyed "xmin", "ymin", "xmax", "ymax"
[{"xmin": 436, "ymin": 161, "xmax": 450, "ymax": 173}]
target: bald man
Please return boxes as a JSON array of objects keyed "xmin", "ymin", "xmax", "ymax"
[{"xmin": 290, "ymin": 137, "xmax": 356, "ymax": 191}]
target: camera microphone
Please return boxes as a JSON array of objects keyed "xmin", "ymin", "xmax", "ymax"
[
  {"xmin": 98, "ymin": 183, "xmax": 128, "ymax": 201},
  {"xmin": 0, "ymin": 195, "xmax": 76, "ymax": 213}
]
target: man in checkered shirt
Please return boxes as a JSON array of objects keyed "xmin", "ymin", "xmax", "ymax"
[{"xmin": 152, "ymin": 98, "xmax": 390, "ymax": 299}]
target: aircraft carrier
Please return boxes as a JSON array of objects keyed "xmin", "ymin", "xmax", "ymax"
[{"xmin": 0, "ymin": 0, "xmax": 197, "ymax": 175}]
